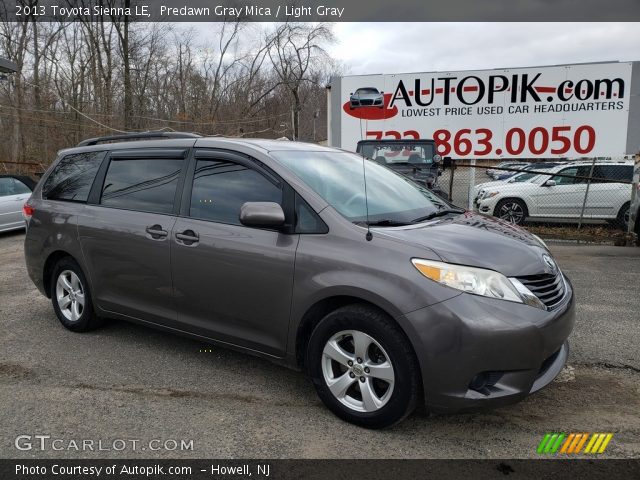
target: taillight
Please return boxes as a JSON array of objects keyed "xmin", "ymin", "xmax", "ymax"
[{"xmin": 22, "ymin": 203, "xmax": 34, "ymax": 220}]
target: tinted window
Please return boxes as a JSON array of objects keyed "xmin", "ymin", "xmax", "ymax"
[
  {"xmin": 190, "ymin": 159, "xmax": 281, "ymax": 225},
  {"xmin": 0, "ymin": 177, "xmax": 31, "ymax": 197},
  {"xmin": 595, "ymin": 165, "xmax": 633, "ymax": 183},
  {"xmin": 43, "ymin": 152, "xmax": 104, "ymax": 202},
  {"xmin": 101, "ymin": 158, "xmax": 183, "ymax": 214}
]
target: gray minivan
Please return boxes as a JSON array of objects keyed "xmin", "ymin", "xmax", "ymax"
[{"xmin": 24, "ymin": 132, "xmax": 574, "ymax": 428}]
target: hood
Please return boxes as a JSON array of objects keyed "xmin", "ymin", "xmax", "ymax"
[
  {"xmin": 376, "ymin": 211, "xmax": 550, "ymax": 277},
  {"xmin": 387, "ymin": 163, "xmax": 437, "ymax": 176},
  {"xmin": 475, "ymin": 180, "xmax": 509, "ymax": 191}
]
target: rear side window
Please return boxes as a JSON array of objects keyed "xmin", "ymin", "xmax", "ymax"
[
  {"xmin": 594, "ymin": 165, "xmax": 633, "ymax": 183},
  {"xmin": 100, "ymin": 158, "xmax": 184, "ymax": 214},
  {"xmin": 43, "ymin": 152, "xmax": 104, "ymax": 202},
  {"xmin": 189, "ymin": 159, "xmax": 281, "ymax": 225}
]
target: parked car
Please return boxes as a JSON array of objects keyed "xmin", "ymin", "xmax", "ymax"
[
  {"xmin": 0, "ymin": 174, "xmax": 36, "ymax": 233},
  {"xmin": 475, "ymin": 160, "xmax": 634, "ymax": 227},
  {"xmin": 356, "ymin": 138, "xmax": 448, "ymax": 199},
  {"xmin": 492, "ymin": 162, "xmax": 560, "ymax": 181},
  {"xmin": 491, "ymin": 163, "xmax": 531, "ymax": 180},
  {"xmin": 486, "ymin": 161, "xmax": 517, "ymax": 177},
  {"xmin": 24, "ymin": 132, "xmax": 574, "ymax": 428},
  {"xmin": 349, "ymin": 87, "xmax": 384, "ymax": 109}
]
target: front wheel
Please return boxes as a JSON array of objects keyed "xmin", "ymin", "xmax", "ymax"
[
  {"xmin": 494, "ymin": 198, "xmax": 528, "ymax": 225},
  {"xmin": 306, "ymin": 304, "xmax": 421, "ymax": 429}
]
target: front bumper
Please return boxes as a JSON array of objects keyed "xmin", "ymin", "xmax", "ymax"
[
  {"xmin": 402, "ymin": 275, "xmax": 575, "ymax": 413},
  {"xmin": 475, "ymin": 196, "xmax": 500, "ymax": 215}
]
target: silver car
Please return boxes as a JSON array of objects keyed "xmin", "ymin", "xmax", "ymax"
[
  {"xmin": 349, "ymin": 87, "xmax": 384, "ymax": 109},
  {"xmin": 0, "ymin": 175, "xmax": 34, "ymax": 233}
]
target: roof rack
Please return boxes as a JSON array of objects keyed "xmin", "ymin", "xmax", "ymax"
[{"xmin": 77, "ymin": 131, "xmax": 201, "ymax": 147}]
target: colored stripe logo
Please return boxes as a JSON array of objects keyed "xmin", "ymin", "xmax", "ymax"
[{"xmin": 537, "ymin": 433, "xmax": 613, "ymax": 454}]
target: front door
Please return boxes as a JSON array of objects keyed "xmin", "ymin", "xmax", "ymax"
[
  {"xmin": 533, "ymin": 166, "xmax": 587, "ymax": 217},
  {"xmin": 171, "ymin": 151, "xmax": 298, "ymax": 357}
]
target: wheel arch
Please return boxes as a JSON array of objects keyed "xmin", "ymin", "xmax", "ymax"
[
  {"xmin": 42, "ymin": 250, "xmax": 77, "ymax": 298},
  {"xmin": 294, "ymin": 294, "xmax": 421, "ymax": 378}
]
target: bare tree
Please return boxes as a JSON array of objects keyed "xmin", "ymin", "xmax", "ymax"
[
  {"xmin": 0, "ymin": 17, "xmax": 334, "ymax": 171},
  {"xmin": 267, "ymin": 23, "xmax": 333, "ymax": 139}
]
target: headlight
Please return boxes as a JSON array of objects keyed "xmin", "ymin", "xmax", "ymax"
[
  {"xmin": 483, "ymin": 191, "xmax": 499, "ymax": 199},
  {"xmin": 411, "ymin": 259, "xmax": 546, "ymax": 309}
]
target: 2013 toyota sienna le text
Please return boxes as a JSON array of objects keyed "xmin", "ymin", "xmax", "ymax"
[{"xmin": 23, "ymin": 133, "xmax": 574, "ymax": 428}]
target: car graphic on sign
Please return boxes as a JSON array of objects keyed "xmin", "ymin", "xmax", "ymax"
[{"xmin": 349, "ymin": 87, "xmax": 384, "ymax": 109}]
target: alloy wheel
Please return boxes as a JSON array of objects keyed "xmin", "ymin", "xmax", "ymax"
[
  {"xmin": 321, "ymin": 330, "xmax": 395, "ymax": 413},
  {"xmin": 55, "ymin": 270, "xmax": 85, "ymax": 322},
  {"xmin": 499, "ymin": 202, "xmax": 524, "ymax": 224}
]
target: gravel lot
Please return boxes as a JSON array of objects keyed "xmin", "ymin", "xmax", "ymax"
[{"xmin": 1, "ymin": 230, "xmax": 638, "ymax": 459}]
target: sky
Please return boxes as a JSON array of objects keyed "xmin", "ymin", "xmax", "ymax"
[{"xmin": 328, "ymin": 23, "xmax": 640, "ymax": 75}]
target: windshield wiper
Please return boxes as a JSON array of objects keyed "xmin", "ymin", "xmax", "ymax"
[
  {"xmin": 411, "ymin": 208, "xmax": 465, "ymax": 223},
  {"xmin": 355, "ymin": 219, "xmax": 413, "ymax": 227}
]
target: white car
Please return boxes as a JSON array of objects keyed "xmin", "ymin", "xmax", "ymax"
[{"xmin": 475, "ymin": 160, "xmax": 634, "ymax": 227}]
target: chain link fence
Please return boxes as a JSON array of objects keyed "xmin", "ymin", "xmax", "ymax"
[{"xmin": 439, "ymin": 156, "xmax": 639, "ymax": 244}]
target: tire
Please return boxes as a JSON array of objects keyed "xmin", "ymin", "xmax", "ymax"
[
  {"xmin": 610, "ymin": 202, "xmax": 630, "ymax": 230},
  {"xmin": 50, "ymin": 257, "xmax": 102, "ymax": 332},
  {"xmin": 494, "ymin": 198, "xmax": 528, "ymax": 225},
  {"xmin": 306, "ymin": 304, "xmax": 421, "ymax": 429}
]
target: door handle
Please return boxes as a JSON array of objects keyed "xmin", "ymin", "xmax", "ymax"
[
  {"xmin": 175, "ymin": 230, "xmax": 199, "ymax": 245},
  {"xmin": 145, "ymin": 224, "xmax": 168, "ymax": 240}
]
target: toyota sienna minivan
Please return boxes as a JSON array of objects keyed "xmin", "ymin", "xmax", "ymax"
[{"xmin": 23, "ymin": 132, "xmax": 574, "ymax": 428}]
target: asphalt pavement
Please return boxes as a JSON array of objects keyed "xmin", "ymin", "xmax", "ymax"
[{"xmin": 1, "ymin": 231, "xmax": 638, "ymax": 459}]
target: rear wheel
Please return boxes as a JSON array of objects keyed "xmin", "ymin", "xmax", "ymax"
[
  {"xmin": 610, "ymin": 202, "xmax": 630, "ymax": 230},
  {"xmin": 494, "ymin": 198, "xmax": 528, "ymax": 225},
  {"xmin": 51, "ymin": 257, "xmax": 102, "ymax": 332},
  {"xmin": 306, "ymin": 304, "xmax": 421, "ymax": 429}
]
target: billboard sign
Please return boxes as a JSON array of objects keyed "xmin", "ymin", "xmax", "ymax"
[{"xmin": 331, "ymin": 62, "xmax": 637, "ymax": 158}]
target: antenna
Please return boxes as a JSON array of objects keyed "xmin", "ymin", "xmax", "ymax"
[
  {"xmin": 358, "ymin": 116, "xmax": 372, "ymax": 241},
  {"xmin": 361, "ymin": 153, "xmax": 373, "ymax": 241}
]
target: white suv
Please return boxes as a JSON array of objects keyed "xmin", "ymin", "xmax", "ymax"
[{"xmin": 475, "ymin": 160, "xmax": 634, "ymax": 228}]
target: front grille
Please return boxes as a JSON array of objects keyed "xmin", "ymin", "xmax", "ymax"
[
  {"xmin": 360, "ymin": 99, "xmax": 374, "ymax": 105},
  {"xmin": 516, "ymin": 272, "xmax": 565, "ymax": 309}
]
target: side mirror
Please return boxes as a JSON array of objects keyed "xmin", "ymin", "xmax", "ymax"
[
  {"xmin": 239, "ymin": 202, "xmax": 285, "ymax": 228},
  {"xmin": 543, "ymin": 179, "xmax": 556, "ymax": 187},
  {"xmin": 380, "ymin": 91, "xmax": 384, "ymax": 94},
  {"xmin": 349, "ymin": 92, "xmax": 353, "ymax": 96}
]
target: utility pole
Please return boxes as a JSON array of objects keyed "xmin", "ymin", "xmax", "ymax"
[{"xmin": 313, "ymin": 109, "xmax": 319, "ymax": 142}]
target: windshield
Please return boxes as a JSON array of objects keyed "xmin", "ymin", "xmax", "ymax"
[
  {"xmin": 359, "ymin": 143, "xmax": 435, "ymax": 165},
  {"xmin": 272, "ymin": 150, "xmax": 451, "ymax": 224},
  {"xmin": 510, "ymin": 172, "xmax": 538, "ymax": 182},
  {"xmin": 355, "ymin": 88, "xmax": 379, "ymax": 94}
]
